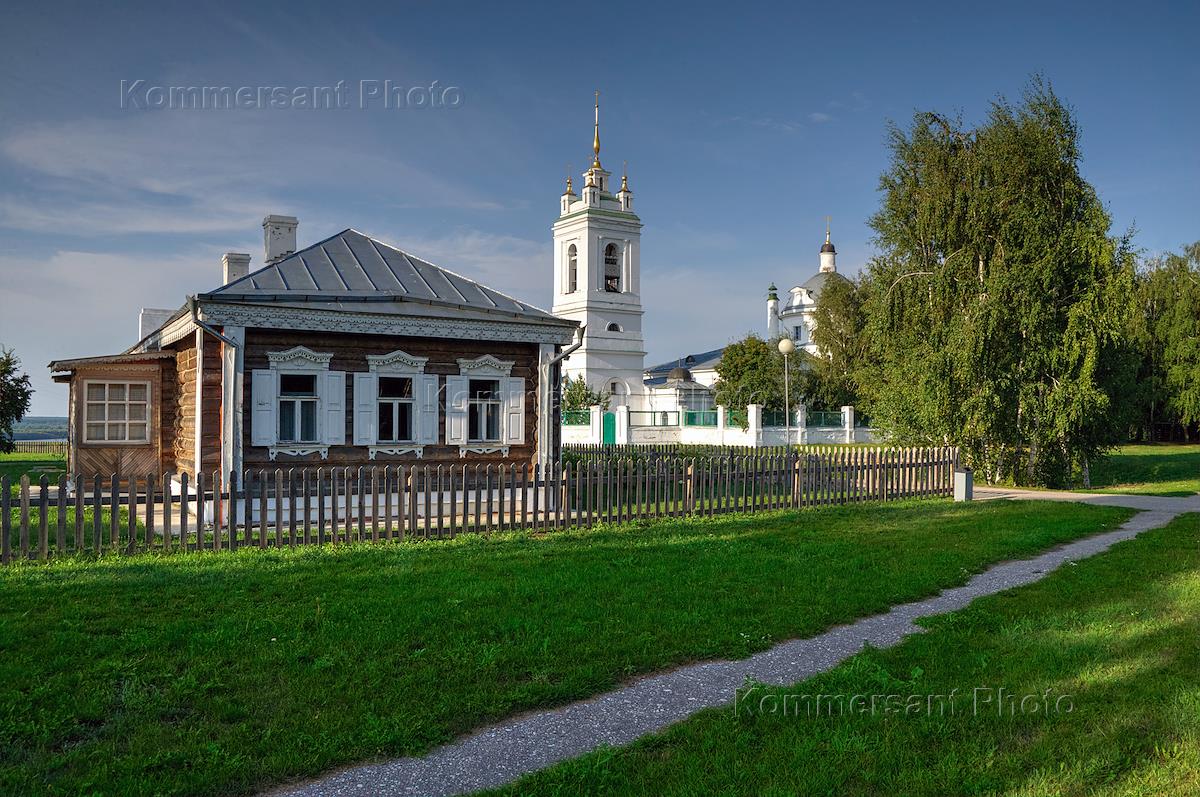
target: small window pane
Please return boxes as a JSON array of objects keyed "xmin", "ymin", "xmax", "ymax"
[
  {"xmin": 300, "ymin": 402, "xmax": 317, "ymax": 442},
  {"xmin": 108, "ymin": 384, "xmax": 126, "ymax": 401},
  {"xmin": 469, "ymin": 379, "xmax": 500, "ymax": 400},
  {"xmin": 280, "ymin": 374, "xmax": 317, "ymax": 396},
  {"xmin": 86, "ymin": 384, "xmax": 106, "ymax": 401},
  {"xmin": 128, "ymin": 404, "xmax": 147, "ymax": 421},
  {"xmin": 128, "ymin": 384, "xmax": 147, "ymax": 402},
  {"xmin": 378, "ymin": 402, "xmax": 395, "ymax": 441},
  {"xmin": 128, "ymin": 423, "xmax": 147, "ymax": 441},
  {"xmin": 86, "ymin": 403, "xmax": 105, "ymax": 421},
  {"xmin": 86, "ymin": 423, "xmax": 105, "ymax": 440},
  {"xmin": 279, "ymin": 401, "xmax": 296, "ymax": 442},
  {"xmin": 379, "ymin": 377, "xmax": 412, "ymax": 398},
  {"xmin": 397, "ymin": 403, "xmax": 413, "ymax": 440},
  {"xmin": 107, "ymin": 423, "xmax": 126, "ymax": 441},
  {"xmin": 485, "ymin": 405, "xmax": 500, "ymax": 441},
  {"xmin": 108, "ymin": 404, "xmax": 126, "ymax": 421}
]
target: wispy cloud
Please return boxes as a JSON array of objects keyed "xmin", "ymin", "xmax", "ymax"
[
  {"xmin": 808, "ymin": 111, "xmax": 833, "ymax": 124},
  {"xmin": 0, "ymin": 112, "xmax": 503, "ymax": 237},
  {"xmin": 721, "ymin": 115, "xmax": 805, "ymax": 135}
]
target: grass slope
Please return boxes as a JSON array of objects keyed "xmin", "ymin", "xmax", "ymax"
[
  {"xmin": 1086, "ymin": 444, "xmax": 1200, "ymax": 496},
  {"xmin": 0, "ymin": 501, "xmax": 1130, "ymax": 796},
  {"xmin": 495, "ymin": 512, "xmax": 1200, "ymax": 797}
]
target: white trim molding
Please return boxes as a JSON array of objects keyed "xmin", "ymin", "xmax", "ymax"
[
  {"xmin": 369, "ymin": 445, "xmax": 424, "ymax": 460},
  {"xmin": 366, "ymin": 350, "xmax": 430, "ymax": 374},
  {"xmin": 456, "ymin": 355, "xmax": 515, "ymax": 377},
  {"xmin": 269, "ymin": 444, "xmax": 329, "ymax": 461},
  {"xmin": 199, "ymin": 302, "xmax": 577, "ymax": 346},
  {"xmin": 267, "ymin": 346, "xmax": 335, "ymax": 370},
  {"xmin": 459, "ymin": 445, "xmax": 510, "ymax": 458}
]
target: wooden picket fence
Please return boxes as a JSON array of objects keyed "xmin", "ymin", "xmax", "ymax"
[
  {"xmin": 10, "ymin": 440, "xmax": 68, "ymax": 456},
  {"xmin": 1, "ymin": 447, "xmax": 958, "ymax": 564}
]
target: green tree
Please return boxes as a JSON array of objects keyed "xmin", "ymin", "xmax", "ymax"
[
  {"xmin": 561, "ymin": 374, "xmax": 609, "ymax": 411},
  {"xmin": 1129, "ymin": 243, "xmax": 1200, "ymax": 439},
  {"xmin": 861, "ymin": 77, "xmax": 1137, "ymax": 487},
  {"xmin": 713, "ymin": 334, "xmax": 785, "ymax": 413},
  {"xmin": 0, "ymin": 347, "xmax": 33, "ymax": 454},
  {"xmin": 801, "ymin": 275, "xmax": 869, "ymax": 410}
]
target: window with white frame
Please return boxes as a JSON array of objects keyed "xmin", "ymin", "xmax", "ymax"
[
  {"xmin": 353, "ymin": 350, "xmax": 437, "ymax": 458},
  {"xmin": 251, "ymin": 347, "xmax": 345, "ymax": 459},
  {"xmin": 467, "ymin": 379, "xmax": 502, "ymax": 442},
  {"xmin": 445, "ymin": 355, "xmax": 525, "ymax": 456},
  {"xmin": 567, "ymin": 244, "xmax": 578, "ymax": 293},
  {"xmin": 84, "ymin": 381, "xmax": 150, "ymax": 443},
  {"xmin": 278, "ymin": 374, "xmax": 319, "ymax": 443},
  {"xmin": 604, "ymin": 243, "xmax": 621, "ymax": 292},
  {"xmin": 377, "ymin": 376, "xmax": 415, "ymax": 442}
]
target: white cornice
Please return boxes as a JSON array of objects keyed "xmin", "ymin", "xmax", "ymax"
[
  {"xmin": 267, "ymin": 346, "xmax": 334, "ymax": 368},
  {"xmin": 456, "ymin": 354, "xmax": 515, "ymax": 377},
  {"xmin": 199, "ymin": 302, "xmax": 575, "ymax": 345},
  {"xmin": 367, "ymin": 350, "xmax": 429, "ymax": 374}
]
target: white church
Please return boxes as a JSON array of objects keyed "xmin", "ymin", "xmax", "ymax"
[{"xmin": 552, "ymin": 97, "xmax": 851, "ymax": 415}]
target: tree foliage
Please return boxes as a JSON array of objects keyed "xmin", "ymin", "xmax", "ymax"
[
  {"xmin": 801, "ymin": 276, "xmax": 869, "ymax": 410},
  {"xmin": 561, "ymin": 374, "xmax": 609, "ymax": 411},
  {"xmin": 713, "ymin": 334, "xmax": 786, "ymax": 412},
  {"xmin": 0, "ymin": 347, "xmax": 33, "ymax": 454},
  {"xmin": 860, "ymin": 77, "xmax": 1137, "ymax": 487},
  {"xmin": 1126, "ymin": 243, "xmax": 1200, "ymax": 439}
]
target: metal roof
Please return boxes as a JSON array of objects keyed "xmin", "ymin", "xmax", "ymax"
[
  {"xmin": 50, "ymin": 350, "xmax": 175, "ymax": 372},
  {"xmin": 645, "ymin": 346, "xmax": 725, "ymax": 376},
  {"xmin": 202, "ymin": 229, "xmax": 569, "ymax": 326}
]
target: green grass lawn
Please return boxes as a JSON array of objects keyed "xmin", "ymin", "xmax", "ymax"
[
  {"xmin": 1, "ymin": 452, "xmax": 66, "ymax": 496},
  {"xmin": 0, "ymin": 500, "xmax": 1131, "ymax": 796},
  {"xmin": 494, "ymin": 512, "xmax": 1200, "ymax": 797},
  {"xmin": 1085, "ymin": 444, "xmax": 1200, "ymax": 496}
]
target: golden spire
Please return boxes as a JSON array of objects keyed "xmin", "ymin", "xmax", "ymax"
[
  {"xmin": 825, "ymin": 215, "xmax": 832, "ymax": 243},
  {"xmin": 591, "ymin": 90, "xmax": 602, "ymax": 169},
  {"xmin": 620, "ymin": 160, "xmax": 630, "ymax": 193},
  {"xmin": 564, "ymin": 175, "xmax": 574, "ymax": 195}
]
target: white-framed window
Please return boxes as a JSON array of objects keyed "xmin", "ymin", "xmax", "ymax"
[
  {"xmin": 83, "ymin": 380, "xmax": 151, "ymax": 444},
  {"xmin": 445, "ymin": 355, "xmax": 525, "ymax": 456},
  {"xmin": 353, "ymin": 350, "xmax": 438, "ymax": 458},
  {"xmin": 250, "ymin": 346, "xmax": 345, "ymax": 460},
  {"xmin": 604, "ymin": 243, "xmax": 621, "ymax": 292},
  {"xmin": 567, "ymin": 244, "xmax": 578, "ymax": 293},
  {"xmin": 378, "ymin": 377, "xmax": 415, "ymax": 443},
  {"xmin": 467, "ymin": 379, "xmax": 502, "ymax": 442},
  {"xmin": 278, "ymin": 374, "xmax": 319, "ymax": 443}
]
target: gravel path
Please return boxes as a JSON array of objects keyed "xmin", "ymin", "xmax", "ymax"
[{"xmin": 267, "ymin": 493, "xmax": 1192, "ymax": 797}]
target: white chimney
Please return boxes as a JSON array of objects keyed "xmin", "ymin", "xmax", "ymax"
[
  {"xmin": 138, "ymin": 307, "xmax": 175, "ymax": 340},
  {"xmin": 222, "ymin": 252, "xmax": 251, "ymax": 285},
  {"xmin": 263, "ymin": 214, "xmax": 299, "ymax": 264}
]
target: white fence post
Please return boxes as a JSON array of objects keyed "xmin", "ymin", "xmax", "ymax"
[
  {"xmin": 615, "ymin": 405, "xmax": 631, "ymax": 444},
  {"xmin": 715, "ymin": 404, "xmax": 726, "ymax": 445},
  {"xmin": 588, "ymin": 405, "xmax": 602, "ymax": 444},
  {"xmin": 841, "ymin": 405, "xmax": 855, "ymax": 444},
  {"xmin": 748, "ymin": 404, "xmax": 763, "ymax": 446},
  {"xmin": 796, "ymin": 403, "xmax": 807, "ymax": 444}
]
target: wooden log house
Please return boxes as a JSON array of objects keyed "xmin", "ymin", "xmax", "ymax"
[{"xmin": 50, "ymin": 217, "xmax": 580, "ymax": 485}]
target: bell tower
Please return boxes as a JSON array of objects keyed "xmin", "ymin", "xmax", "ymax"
[{"xmin": 551, "ymin": 92, "xmax": 646, "ymax": 408}]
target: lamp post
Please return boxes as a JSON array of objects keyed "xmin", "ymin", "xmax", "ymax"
[{"xmin": 777, "ymin": 337, "xmax": 796, "ymax": 447}]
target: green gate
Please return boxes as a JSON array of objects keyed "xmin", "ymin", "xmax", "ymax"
[{"xmin": 601, "ymin": 411, "xmax": 616, "ymax": 445}]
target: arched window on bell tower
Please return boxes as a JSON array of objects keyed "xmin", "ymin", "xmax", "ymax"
[
  {"xmin": 567, "ymin": 244, "xmax": 578, "ymax": 293},
  {"xmin": 604, "ymin": 243, "xmax": 621, "ymax": 292}
]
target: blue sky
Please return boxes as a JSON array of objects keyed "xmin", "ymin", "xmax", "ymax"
[{"xmin": 1, "ymin": 0, "xmax": 1197, "ymax": 415}]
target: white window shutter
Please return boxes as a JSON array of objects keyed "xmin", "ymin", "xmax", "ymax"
[
  {"xmin": 352, "ymin": 372, "xmax": 378, "ymax": 446},
  {"xmin": 250, "ymin": 369, "xmax": 277, "ymax": 447},
  {"xmin": 504, "ymin": 377, "xmax": 526, "ymax": 445},
  {"xmin": 418, "ymin": 374, "xmax": 440, "ymax": 445},
  {"xmin": 444, "ymin": 375, "xmax": 468, "ymax": 445},
  {"xmin": 323, "ymin": 371, "xmax": 346, "ymax": 446}
]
